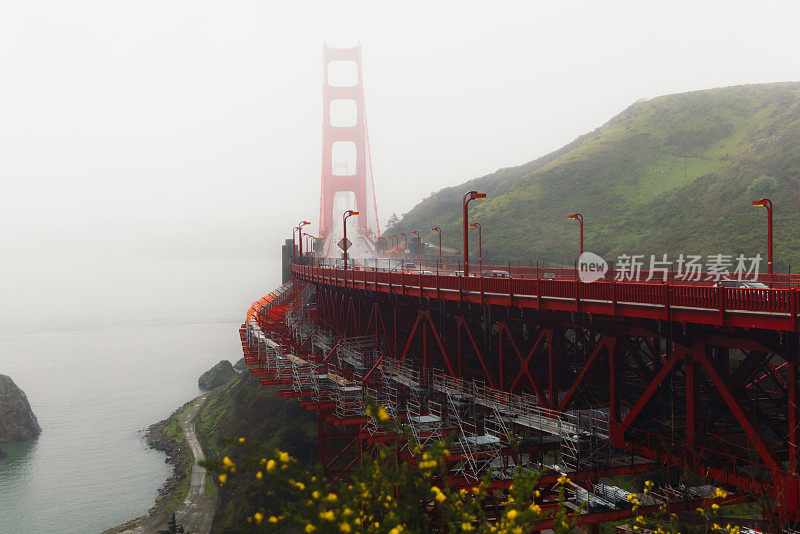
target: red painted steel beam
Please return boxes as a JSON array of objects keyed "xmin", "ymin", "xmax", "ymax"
[
  {"xmin": 697, "ymin": 349, "xmax": 780, "ymax": 471},
  {"xmin": 559, "ymin": 337, "xmax": 609, "ymax": 409}
]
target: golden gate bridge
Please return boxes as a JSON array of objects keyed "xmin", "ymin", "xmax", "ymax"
[{"xmin": 244, "ymin": 44, "xmax": 800, "ymax": 530}]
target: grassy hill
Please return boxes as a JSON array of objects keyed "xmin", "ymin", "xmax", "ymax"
[{"xmin": 390, "ymin": 82, "xmax": 800, "ymax": 270}]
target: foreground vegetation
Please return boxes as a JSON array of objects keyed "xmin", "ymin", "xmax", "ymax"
[
  {"xmin": 195, "ymin": 371, "xmax": 317, "ymax": 532},
  {"xmin": 203, "ymin": 403, "xmax": 742, "ymax": 533}
]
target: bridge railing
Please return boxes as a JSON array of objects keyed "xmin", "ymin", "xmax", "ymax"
[
  {"xmin": 315, "ymin": 257, "xmax": 799, "ymax": 288},
  {"xmin": 294, "ymin": 264, "xmax": 800, "ymax": 327}
]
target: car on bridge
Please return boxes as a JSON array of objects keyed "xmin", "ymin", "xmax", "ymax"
[
  {"xmin": 481, "ymin": 270, "xmax": 512, "ymax": 278},
  {"xmin": 713, "ymin": 280, "xmax": 769, "ymax": 289}
]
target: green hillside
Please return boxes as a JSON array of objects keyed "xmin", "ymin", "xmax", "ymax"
[{"xmin": 390, "ymin": 82, "xmax": 800, "ymax": 270}]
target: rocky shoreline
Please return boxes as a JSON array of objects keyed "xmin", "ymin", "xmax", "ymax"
[
  {"xmin": 101, "ymin": 397, "xmax": 199, "ymax": 534},
  {"xmin": 142, "ymin": 398, "xmax": 196, "ymax": 514}
]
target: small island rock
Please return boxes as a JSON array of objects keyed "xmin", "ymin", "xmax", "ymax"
[
  {"xmin": 0, "ymin": 374, "xmax": 41, "ymax": 442},
  {"xmin": 198, "ymin": 360, "xmax": 236, "ymax": 390}
]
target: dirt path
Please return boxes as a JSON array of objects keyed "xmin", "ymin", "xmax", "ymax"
[
  {"xmin": 172, "ymin": 394, "xmax": 214, "ymax": 533},
  {"xmin": 106, "ymin": 393, "xmax": 214, "ymax": 534}
]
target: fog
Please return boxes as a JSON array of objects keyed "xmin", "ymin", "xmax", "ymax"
[{"xmin": 2, "ymin": 0, "xmax": 798, "ymax": 260}]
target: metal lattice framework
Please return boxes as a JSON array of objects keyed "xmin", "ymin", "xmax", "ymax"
[{"xmin": 238, "ymin": 265, "xmax": 799, "ymax": 528}]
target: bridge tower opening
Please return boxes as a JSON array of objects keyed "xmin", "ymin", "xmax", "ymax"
[{"xmin": 319, "ymin": 43, "xmax": 380, "ymax": 256}]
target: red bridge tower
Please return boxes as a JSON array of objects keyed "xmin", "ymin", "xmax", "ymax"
[{"xmin": 319, "ymin": 44, "xmax": 379, "ymax": 243}]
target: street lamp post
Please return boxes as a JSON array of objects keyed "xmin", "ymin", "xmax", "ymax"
[
  {"xmin": 389, "ymin": 235, "xmax": 397, "ymax": 253},
  {"xmin": 469, "ymin": 222, "xmax": 482, "ymax": 275},
  {"xmin": 303, "ymin": 232, "xmax": 318, "ymax": 257},
  {"xmin": 462, "ymin": 190, "xmax": 486, "ymax": 277},
  {"xmin": 411, "ymin": 231, "xmax": 420, "ymax": 266},
  {"xmin": 567, "ymin": 213, "xmax": 584, "ymax": 257},
  {"xmin": 342, "ymin": 210, "xmax": 359, "ymax": 270},
  {"xmin": 752, "ymin": 198, "xmax": 773, "ymax": 275},
  {"xmin": 431, "ymin": 227, "xmax": 442, "ymax": 272},
  {"xmin": 399, "ymin": 233, "xmax": 406, "ymax": 254},
  {"xmin": 296, "ymin": 220, "xmax": 310, "ymax": 258}
]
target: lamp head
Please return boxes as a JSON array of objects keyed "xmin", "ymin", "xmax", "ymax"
[
  {"xmin": 752, "ymin": 199, "xmax": 768, "ymax": 208},
  {"xmin": 471, "ymin": 191, "xmax": 486, "ymax": 200},
  {"xmin": 431, "ymin": 227, "xmax": 439, "ymax": 232}
]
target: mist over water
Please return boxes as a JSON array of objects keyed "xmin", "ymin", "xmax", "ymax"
[{"xmin": 0, "ymin": 256, "xmax": 281, "ymax": 534}]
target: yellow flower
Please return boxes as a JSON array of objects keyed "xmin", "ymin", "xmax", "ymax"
[
  {"xmin": 266, "ymin": 459, "xmax": 276, "ymax": 472},
  {"xmin": 268, "ymin": 516, "xmax": 278, "ymax": 524},
  {"xmin": 238, "ymin": 437, "xmax": 245, "ymax": 443},
  {"xmin": 305, "ymin": 525, "xmax": 316, "ymax": 533},
  {"xmin": 529, "ymin": 504, "xmax": 541, "ymax": 514},
  {"xmin": 278, "ymin": 451, "xmax": 290, "ymax": 463},
  {"xmin": 461, "ymin": 523, "xmax": 474, "ymax": 531},
  {"xmin": 326, "ymin": 492, "xmax": 338, "ymax": 502},
  {"xmin": 557, "ymin": 474, "xmax": 570, "ymax": 485},
  {"xmin": 712, "ymin": 503, "xmax": 720, "ymax": 511},
  {"xmin": 715, "ymin": 487, "xmax": 728, "ymax": 498},
  {"xmin": 218, "ymin": 474, "xmax": 227, "ymax": 484},
  {"xmin": 253, "ymin": 512, "xmax": 263, "ymax": 525},
  {"xmin": 431, "ymin": 486, "xmax": 446, "ymax": 503},
  {"xmin": 506, "ymin": 509, "xmax": 518, "ymax": 520},
  {"xmin": 312, "ymin": 490, "xmax": 320, "ymax": 499},
  {"xmin": 377, "ymin": 406, "xmax": 389, "ymax": 421},
  {"xmin": 339, "ymin": 522, "xmax": 351, "ymax": 533},
  {"xmin": 255, "ymin": 471, "xmax": 263, "ymax": 479},
  {"xmin": 222, "ymin": 456, "xmax": 234, "ymax": 468},
  {"xmin": 512, "ymin": 527, "xmax": 522, "ymax": 534},
  {"xmin": 320, "ymin": 510, "xmax": 335, "ymax": 521}
]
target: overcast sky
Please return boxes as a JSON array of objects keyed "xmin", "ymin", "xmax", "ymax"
[{"xmin": 1, "ymin": 0, "xmax": 798, "ymax": 258}]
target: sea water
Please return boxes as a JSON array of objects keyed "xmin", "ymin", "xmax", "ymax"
[{"xmin": 0, "ymin": 256, "xmax": 281, "ymax": 534}]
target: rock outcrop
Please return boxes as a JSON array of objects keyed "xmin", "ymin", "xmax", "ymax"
[
  {"xmin": 198, "ymin": 360, "xmax": 236, "ymax": 390},
  {"xmin": 0, "ymin": 374, "xmax": 41, "ymax": 442}
]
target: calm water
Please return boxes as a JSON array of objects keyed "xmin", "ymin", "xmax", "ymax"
[{"xmin": 0, "ymin": 256, "xmax": 281, "ymax": 534}]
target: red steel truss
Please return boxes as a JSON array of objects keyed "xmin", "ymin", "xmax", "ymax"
[{"xmin": 238, "ymin": 266, "xmax": 800, "ymax": 528}]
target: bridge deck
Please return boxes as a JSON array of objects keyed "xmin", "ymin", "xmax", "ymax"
[{"xmin": 293, "ymin": 265, "xmax": 799, "ymax": 331}]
